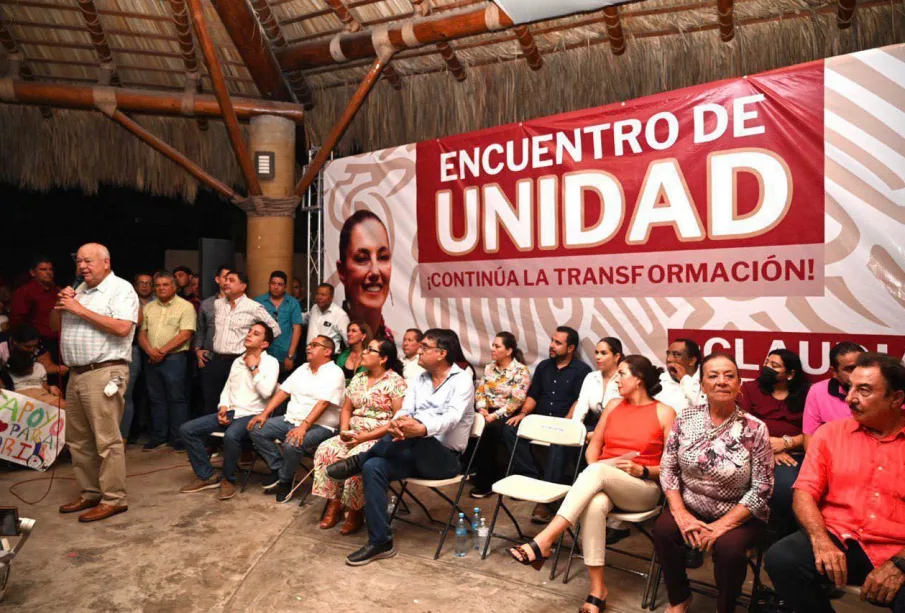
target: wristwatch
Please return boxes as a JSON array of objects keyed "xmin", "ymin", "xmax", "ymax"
[
  {"xmin": 893, "ymin": 556, "xmax": 905, "ymax": 575},
  {"xmin": 782, "ymin": 434, "xmax": 794, "ymax": 449}
]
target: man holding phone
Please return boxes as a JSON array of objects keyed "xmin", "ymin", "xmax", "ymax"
[{"xmin": 178, "ymin": 322, "xmax": 279, "ymax": 501}]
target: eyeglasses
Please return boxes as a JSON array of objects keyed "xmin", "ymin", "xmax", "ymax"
[
  {"xmin": 420, "ymin": 343, "xmax": 441, "ymax": 352},
  {"xmin": 362, "ymin": 347, "xmax": 379, "ymax": 355},
  {"xmin": 307, "ymin": 342, "xmax": 329, "ymax": 350}
]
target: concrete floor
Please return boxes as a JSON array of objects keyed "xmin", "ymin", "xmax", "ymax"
[{"xmin": 1, "ymin": 448, "xmax": 874, "ymax": 613}]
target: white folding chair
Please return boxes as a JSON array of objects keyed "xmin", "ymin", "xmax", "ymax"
[
  {"xmin": 389, "ymin": 412, "xmax": 485, "ymax": 559},
  {"xmin": 480, "ymin": 414, "xmax": 587, "ymax": 579}
]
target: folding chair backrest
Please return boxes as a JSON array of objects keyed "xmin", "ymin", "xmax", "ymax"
[
  {"xmin": 471, "ymin": 411, "xmax": 485, "ymax": 438},
  {"xmin": 517, "ymin": 414, "xmax": 585, "ymax": 447}
]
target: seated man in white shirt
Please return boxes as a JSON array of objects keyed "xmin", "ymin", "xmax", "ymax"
[
  {"xmin": 326, "ymin": 328, "xmax": 475, "ymax": 567},
  {"xmin": 660, "ymin": 338, "xmax": 704, "ymax": 411},
  {"xmin": 248, "ymin": 335, "xmax": 346, "ymax": 503},
  {"xmin": 179, "ymin": 322, "xmax": 279, "ymax": 501}
]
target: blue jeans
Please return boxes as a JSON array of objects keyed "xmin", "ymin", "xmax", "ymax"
[
  {"xmin": 502, "ymin": 422, "xmax": 573, "ymax": 485},
  {"xmin": 180, "ymin": 412, "xmax": 254, "ymax": 483},
  {"xmin": 121, "ymin": 345, "xmax": 143, "ymax": 438},
  {"xmin": 249, "ymin": 416, "xmax": 334, "ymax": 484},
  {"xmin": 360, "ymin": 434, "xmax": 462, "ymax": 546},
  {"xmin": 145, "ymin": 352, "xmax": 189, "ymax": 446}
]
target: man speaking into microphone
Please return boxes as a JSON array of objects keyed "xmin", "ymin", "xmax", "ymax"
[{"xmin": 50, "ymin": 243, "xmax": 139, "ymax": 523}]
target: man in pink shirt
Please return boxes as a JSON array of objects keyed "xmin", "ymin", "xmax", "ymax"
[{"xmin": 802, "ymin": 342, "xmax": 864, "ymax": 448}]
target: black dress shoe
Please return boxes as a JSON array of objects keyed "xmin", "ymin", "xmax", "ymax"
[
  {"xmin": 606, "ymin": 527, "xmax": 630, "ymax": 545},
  {"xmin": 346, "ymin": 540, "xmax": 397, "ymax": 566},
  {"xmin": 274, "ymin": 481, "xmax": 293, "ymax": 504},
  {"xmin": 327, "ymin": 456, "xmax": 364, "ymax": 481}
]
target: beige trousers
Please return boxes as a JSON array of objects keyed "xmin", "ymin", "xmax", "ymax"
[
  {"xmin": 557, "ymin": 462, "xmax": 661, "ymax": 566},
  {"xmin": 65, "ymin": 364, "xmax": 129, "ymax": 506}
]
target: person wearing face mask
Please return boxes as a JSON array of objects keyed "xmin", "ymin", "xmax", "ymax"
[
  {"xmin": 802, "ymin": 342, "xmax": 865, "ymax": 449},
  {"xmin": 739, "ymin": 348, "xmax": 811, "ymax": 536},
  {"xmin": 336, "ymin": 210, "xmax": 394, "ymax": 341}
]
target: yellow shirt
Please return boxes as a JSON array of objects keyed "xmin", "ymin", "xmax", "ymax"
[{"xmin": 142, "ymin": 295, "xmax": 197, "ymax": 352}]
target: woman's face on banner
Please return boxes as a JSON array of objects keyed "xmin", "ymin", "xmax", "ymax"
[{"xmin": 338, "ymin": 217, "xmax": 392, "ymax": 314}]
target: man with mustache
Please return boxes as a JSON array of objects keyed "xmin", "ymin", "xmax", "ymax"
[
  {"xmin": 661, "ymin": 338, "xmax": 703, "ymax": 411},
  {"xmin": 802, "ymin": 342, "xmax": 864, "ymax": 449},
  {"xmin": 765, "ymin": 352, "xmax": 905, "ymax": 612}
]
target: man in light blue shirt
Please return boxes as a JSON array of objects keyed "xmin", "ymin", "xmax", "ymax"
[
  {"xmin": 254, "ymin": 270, "xmax": 303, "ymax": 374},
  {"xmin": 327, "ymin": 328, "xmax": 475, "ymax": 566}
]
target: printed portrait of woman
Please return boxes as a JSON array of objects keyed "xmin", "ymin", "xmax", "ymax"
[{"xmin": 337, "ymin": 209, "xmax": 394, "ymax": 341}]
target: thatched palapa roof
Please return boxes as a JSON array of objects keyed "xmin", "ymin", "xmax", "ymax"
[{"xmin": 0, "ymin": 0, "xmax": 902, "ymax": 201}]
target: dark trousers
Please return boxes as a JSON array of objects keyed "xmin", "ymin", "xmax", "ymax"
[
  {"xmin": 770, "ymin": 453, "xmax": 803, "ymax": 536},
  {"xmin": 470, "ymin": 418, "xmax": 507, "ymax": 492},
  {"xmin": 361, "ymin": 434, "xmax": 461, "ymax": 547},
  {"xmin": 653, "ymin": 506, "xmax": 764, "ymax": 613},
  {"xmin": 766, "ymin": 529, "xmax": 905, "ymax": 612},
  {"xmin": 501, "ymin": 421, "xmax": 574, "ymax": 486},
  {"xmin": 180, "ymin": 412, "xmax": 254, "ymax": 483},
  {"xmin": 145, "ymin": 352, "xmax": 189, "ymax": 446},
  {"xmin": 200, "ymin": 354, "xmax": 234, "ymax": 416}
]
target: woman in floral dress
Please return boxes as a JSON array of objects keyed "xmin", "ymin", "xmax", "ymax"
[{"xmin": 313, "ymin": 338, "xmax": 406, "ymax": 535}]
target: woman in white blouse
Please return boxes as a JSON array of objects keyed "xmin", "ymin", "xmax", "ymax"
[{"xmin": 570, "ymin": 337, "xmax": 624, "ymax": 432}]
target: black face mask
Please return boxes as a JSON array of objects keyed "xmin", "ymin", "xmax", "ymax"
[
  {"xmin": 757, "ymin": 366, "xmax": 780, "ymax": 393},
  {"xmin": 828, "ymin": 377, "xmax": 849, "ymax": 401}
]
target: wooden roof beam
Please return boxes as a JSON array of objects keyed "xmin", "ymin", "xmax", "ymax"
[
  {"xmin": 717, "ymin": 0, "xmax": 734, "ymax": 42},
  {"xmin": 837, "ymin": 0, "xmax": 857, "ymax": 29},
  {"xmin": 0, "ymin": 14, "xmax": 52, "ymax": 117},
  {"xmin": 165, "ymin": 0, "xmax": 208, "ymax": 130},
  {"xmin": 602, "ymin": 6, "xmax": 625, "ymax": 55},
  {"xmin": 323, "ymin": 0, "xmax": 402, "ymax": 89},
  {"xmin": 513, "ymin": 25, "xmax": 542, "ymax": 70},
  {"xmin": 207, "ymin": 0, "xmax": 295, "ymax": 102},
  {"xmin": 248, "ymin": 0, "xmax": 315, "ymax": 109},
  {"xmin": 411, "ymin": 0, "xmax": 465, "ymax": 81},
  {"xmin": 75, "ymin": 0, "xmax": 120, "ymax": 86},
  {"xmin": 276, "ymin": 3, "xmax": 514, "ymax": 71}
]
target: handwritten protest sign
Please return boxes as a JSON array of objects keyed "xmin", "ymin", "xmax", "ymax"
[{"xmin": 0, "ymin": 389, "xmax": 65, "ymax": 471}]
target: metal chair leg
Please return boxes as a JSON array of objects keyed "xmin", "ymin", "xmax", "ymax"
[
  {"xmin": 482, "ymin": 494, "xmax": 504, "ymax": 560},
  {"xmin": 549, "ymin": 529, "xmax": 567, "ymax": 580},
  {"xmin": 563, "ymin": 523, "xmax": 581, "ymax": 584},
  {"xmin": 432, "ymin": 479, "xmax": 467, "ymax": 560}
]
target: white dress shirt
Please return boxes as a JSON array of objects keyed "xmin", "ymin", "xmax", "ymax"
[
  {"xmin": 571, "ymin": 371, "xmax": 621, "ymax": 423},
  {"xmin": 679, "ymin": 372, "xmax": 707, "ymax": 407},
  {"xmin": 212, "ymin": 294, "xmax": 281, "ymax": 355},
  {"xmin": 61, "ymin": 272, "xmax": 139, "ymax": 367},
  {"xmin": 398, "ymin": 364, "xmax": 475, "ymax": 453},
  {"xmin": 656, "ymin": 371, "xmax": 691, "ymax": 413},
  {"xmin": 218, "ymin": 353, "xmax": 280, "ymax": 418},
  {"xmin": 401, "ymin": 355, "xmax": 426, "ymax": 383},
  {"xmin": 303, "ymin": 303, "xmax": 349, "ymax": 347},
  {"xmin": 279, "ymin": 360, "xmax": 346, "ymax": 429}
]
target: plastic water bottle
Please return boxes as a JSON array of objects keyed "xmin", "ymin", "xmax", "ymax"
[
  {"xmin": 472, "ymin": 507, "xmax": 482, "ymax": 549},
  {"xmin": 455, "ymin": 513, "xmax": 468, "ymax": 557},
  {"xmin": 387, "ymin": 495, "xmax": 397, "ymax": 517},
  {"xmin": 476, "ymin": 518, "xmax": 489, "ymax": 553}
]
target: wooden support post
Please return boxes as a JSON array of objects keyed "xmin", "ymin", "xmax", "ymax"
[
  {"xmin": 107, "ymin": 109, "xmax": 239, "ymax": 201},
  {"xmin": 603, "ymin": 6, "xmax": 626, "ymax": 55},
  {"xmin": 247, "ymin": 115, "xmax": 296, "ymax": 296},
  {"xmin": 187, "ymin": 0, "xmax": 261, "ymax": 196},
  {"xmin": 717, "ymin": 0, "xmax": 734, "ymax": 42},
  {"xmin": 294, "ymin": 55, "xmax": 390, "ymax": 197},
  {"xmin": 0, "ymin": 79, "xmax": 306, "ymax": 121},
  {"xmin": 837, "ymin": 0, "xmax": 857, "ymax": 29}
]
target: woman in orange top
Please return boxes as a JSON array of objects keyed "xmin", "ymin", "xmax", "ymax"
[{"xmin": 507, "ymin": 355, "xmax": 676, "ymax": 613}]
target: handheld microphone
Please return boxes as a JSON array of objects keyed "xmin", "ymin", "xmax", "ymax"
[{"xmin": 71, "ymin": 275, "xmax": 84, "ymax": 290}]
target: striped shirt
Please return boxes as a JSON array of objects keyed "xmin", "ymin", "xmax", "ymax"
[
  {"xmin": 61, "ymin": 272, "xmax": 139, "ymax": 367},
  {"xmin": 212, "ymin": 294, "xmax": 280, "ymax": 355}
]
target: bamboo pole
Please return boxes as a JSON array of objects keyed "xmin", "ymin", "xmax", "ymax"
[
  {"xmin": 248, "ymin": 0, "xmax": 315, "ymax": 108},
  {"xmin": 0, "ymin": 80, "xmax": 306, "ymax": 120},
  {"xmin": 75, "ymin": 0, "xmax": 119, "ymax": 85},
  {"xmin": 603, "ymin": 6, "xmax": 625, "ymax": 55},
  {"xmin": 717, "ymin": 0, "xmax": 734, "ymax": 42},
  {"xmin": 187, "ymin": 0, "xmax": 261, "ymax": 196},
  {"xmin": 294, "ymin": 55, "xmax": 390, "ymax": 197},
  {"xmin": 276, "ymin": 2, "xmax": 513, "ymax": 70},
  {"xmin": 513, "ymin": 25, "xmax": 543, "ymax": 70},
  {"xmin": 107, "ymin": 109, "xmax": 239, "ymax": 201},
  {"xmin": 837, "ymin": 0, "xmax": 857, "ymax": 29}
]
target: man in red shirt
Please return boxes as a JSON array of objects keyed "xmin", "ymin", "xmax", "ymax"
[
  {"xmin": 9, "ymin": 256, "xmax": 60, "ymax": 349},
  {"xmin": 765, "ymin": 352, "xmax": 905, "ymax": 612}
]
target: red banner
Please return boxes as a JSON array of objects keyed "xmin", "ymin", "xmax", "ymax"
[
  {"xmin": 669, "ymin": 329, "xmax": 905, "ymax": 381},
  {"xmin": 416, "ymin": 62, "xmax": 825, "ymax": 297}
]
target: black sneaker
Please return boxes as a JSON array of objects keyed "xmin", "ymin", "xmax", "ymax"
[
  {"xmin": 172, "ymin": 443, "xmax": 186, "ymax": 453},
  {"xmin": 606, "ymin": 527, "xmax": 630, "ymax": 545},
  {"xmin": 326, "ymin": 456, "xmax": 364, "ymax": 481},
  {"xmin": 469, "ymin": 487, "xmax": 492, "ymax": 499},
  {"xmin": 142, "ymin": 441, "xmax": 165, "ymax": 452},
  {"xmin": 261, "ymin": 473, "xmax": 281, "ymax": 491},
  {"xmin": 346, "ymin": 540, "xmax": 397, "ymax": 567},
  {"xmin": 274, "ymin": 481, "xmax": 293, "ymax": 503}
]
